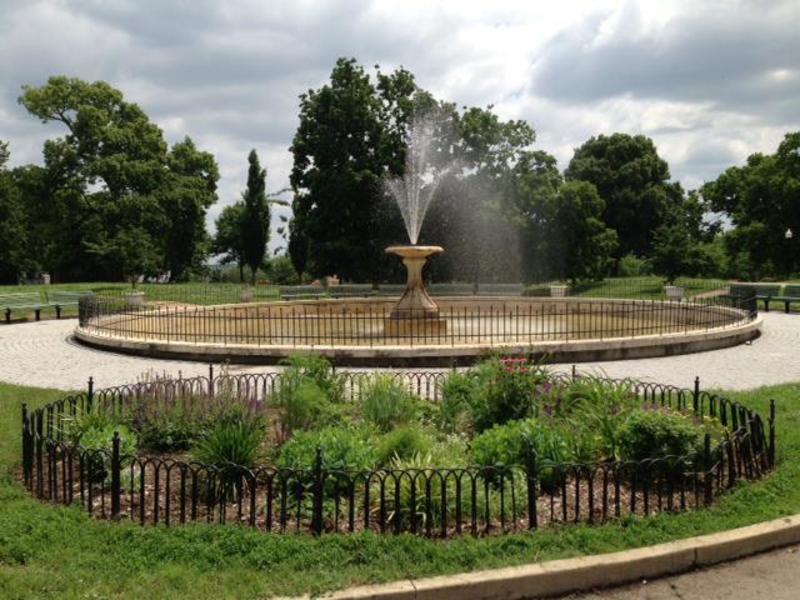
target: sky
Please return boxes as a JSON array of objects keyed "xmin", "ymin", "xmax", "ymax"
[{"xmin": 1, "ymin": 0, "xmax": 799, "ymax": 252}]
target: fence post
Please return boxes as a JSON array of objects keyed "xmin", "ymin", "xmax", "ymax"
[
  {"xmin": 526, "ymin": 443, "xmax": 538, "ymax": 531},
  {"xmin": 703, "ymin": 433, "xmax": 713, "ymax": 506},
  {"xmin": 769, "ymin": 399, "xmax": 776, "ymax": 469},
  {"xmin": 87, "ymin": 376, "xmax": 95, "ymax": 413},
  {"xmin": 208, "ymin": 364, "xmax": 215, "ymax": 397},
  {"xmin": 571, "ymin": 364, "xmax": 577, "ymax": 382},
  {"xmin": 693, "ymin": 376, "xmax": 700, "ymax": 416},
  {"xmin": 312, "ymin": 447, "xmax": 324, "ymax": 536},
  {"xmin": 21, "ymin": 403, "xmax": 30, "ymax": 487},
  {"xmin": 35, "ymin": 410, "xmax": 44, "ymax": 498},
  {"xmin": 725, "ymin": 433, "xmax": 736, "ymax": 488},
  {"xmin": 111, "ymin": 431, "xmax": 121, "ymax": 518}
]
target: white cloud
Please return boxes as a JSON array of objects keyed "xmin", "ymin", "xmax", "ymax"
[{"xmin": 1, "ymin": 0, "xmax": 798, "ymax": 252}]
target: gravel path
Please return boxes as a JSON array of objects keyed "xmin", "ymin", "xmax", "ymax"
[{"xmin": 0, "ymin": 313, "xmax": 798, "ymax": 391}]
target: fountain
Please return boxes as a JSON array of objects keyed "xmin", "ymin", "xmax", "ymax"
[
  {"xmin": 74, "ymin": 114, "xmax": 761, "ymax": 365},
  {"xmin": 383, "ymin": 113, "xmax": 453, "ymax": 336}
]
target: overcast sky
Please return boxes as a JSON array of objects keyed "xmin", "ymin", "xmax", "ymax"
[{"xmin": 2, "ymin": 0, "xmax": 799, "ymax": 251}]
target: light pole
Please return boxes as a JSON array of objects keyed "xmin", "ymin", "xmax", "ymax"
[{"xmin": 786, "ymin": 228, "xmax": 794, "ymax": 279}]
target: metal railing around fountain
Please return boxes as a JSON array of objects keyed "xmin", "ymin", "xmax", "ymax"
[{"xmin": 77, "ymin": 292, "xmax": 757, "ymax": 348}]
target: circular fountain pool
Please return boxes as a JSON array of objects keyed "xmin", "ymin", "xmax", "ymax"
[{"xmin": 75, "ymin": 294, "xmax": 760, "ymax": 366}]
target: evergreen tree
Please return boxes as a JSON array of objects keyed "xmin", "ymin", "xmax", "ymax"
[{"xmin": 241, "ymin": 150, "xmax": 269, "ymax": 285}]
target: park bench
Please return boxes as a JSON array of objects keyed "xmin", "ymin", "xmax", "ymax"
[
  {"xmin": 0, "ymin": 292, "xmax": 48, "ymax": 323},
  {"xmin": 46, "ymin": 291, "xmax": 93, "ymax": 318},
  {"xmin": 730, "ymin": 283, "xmax": 780, "ymax": 311},
  {"xmin": 766, "ymin": 284, "xmax": 800, "ymax": 313}
]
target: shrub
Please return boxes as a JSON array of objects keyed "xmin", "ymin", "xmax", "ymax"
[
  {"xmin": 359, "ymin": 375, "xmax": 418, "ymax": 433},
  {"xmin": 469, "ymin": 358, "xmax": 552, "ymax": 432},
  {"xmin": 618, "ymin": 253, "xmax": 651, "ymax": 277},
  {"xmin": 131, "ymin": 403, "xmax": 203, "ymax": 453},
  {"xmin": 63, "ymin": 409, "xmax": 137, "ymax": 483},
  {"xmin": 437, "ymin": 372, "xmax": 476, "ymax": 433},
  {"xmin": 563, "ymin": 377, "xmax": 640, "ymax": 460},
  {"xmin": 193, "ymin": 410, "xmax": 266, "ymax": 469},
  {"xmin": 279, "ymin": 354, "xmax": 344, "ymax": 403},
  {"xmin": 617, "ymin": 408, "xmax": 701, "ymax": 462},
  {"xmin": 276, "ymin": 426, "xmax": 377, "ymax": 473},
  {"xmin": 470, "ymin": 418, "xmax": 574, "ymax": 490},
  {"xmin": 376, "ymin": 426, "xmax": 434, "ymax": 466}
]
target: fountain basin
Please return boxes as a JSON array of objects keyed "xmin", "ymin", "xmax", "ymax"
[{"xmin": 384, "ymin": 245, "xmax": 447, "ymax": 335}]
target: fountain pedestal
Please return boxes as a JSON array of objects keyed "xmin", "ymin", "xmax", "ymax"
[{"xmin": 384, "ymin": 245, "xmax": 447, "ymax": 337}]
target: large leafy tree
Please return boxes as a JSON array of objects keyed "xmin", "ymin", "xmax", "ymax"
[
  {"xmin": 552, "ymin": 181, "xmax": 618, "ymax": 282},
  {"xmin": 565, "ymin": 133, "xmax": 683, "ymax": 259},
  {"xmin": 160, "ymin": 137, "xmax": 219, "ymax": 280},
  {"xmin": 241, "ymin": 150, "xmax": 270, "ymax": 285},
  {"xmin": 702, "ymin": 132, "xmax": 800, "ymax": 279},
  {"xmin": 290, "ymin": 58, "xmax": 410, "ymax": 282},
  {"xmin": 213, "ymin": 202, "xmax": 247, "ymax": 282},
  {"xmin": 18, "ymin": 76, "xmax": 218, "ymax": 281},
  {"xmin": 0, "ymin": 141, "xmax": 32, "ymax": 283}
]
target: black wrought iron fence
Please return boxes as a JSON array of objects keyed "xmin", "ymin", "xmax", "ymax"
[{"xmin": 21, "ymin": 369, "xmax": 774, "ymax": 537}]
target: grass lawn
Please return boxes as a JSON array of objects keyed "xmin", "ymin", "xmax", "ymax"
[
  {"xmin": 571, "ymin": 277, "xmax": 729, "ymax": 300},
  {"xmin": 0, "ymin": 380, "xmax": 798, "ymax": 599}
]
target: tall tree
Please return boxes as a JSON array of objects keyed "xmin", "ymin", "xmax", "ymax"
[
  {"xmin": 160, "ymin": 137, "xmax": 219, "ymax": 280},
  {"xmin": 290, "ymin": 58, "xmax": 410, "ymax": 282},
  {"xmin": 565, "ymin": 133, "xmax": 683, "ymax": 259},
  {"xmin": 18, "ymin": 76, "xmax": 218, "ymax": 282},
  {"xmin": 552, "ymin": 181, "xmax": 618, "ymax": 282},
  {"xmin": 702, "ymin": 131, "xmax": 800, "ymax": 279},
  {"xmin": 241, "ymin": 150, "xmax": 269, "ymax": 285},
  {"xmin": 213, "ymin": 202, "xmax": 247, "ymax": 282},
  {"xmin": 0, "ymin": 141, "xmax": 32, "ymax": 283}
]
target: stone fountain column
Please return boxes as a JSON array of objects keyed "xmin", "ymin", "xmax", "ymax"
[{"xmin": 384, "ymin": 245, "xmax": 447, "ymax": 336}]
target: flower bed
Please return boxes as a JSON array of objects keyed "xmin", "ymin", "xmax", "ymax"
[{"xmin": 22, "ymin": 358, "xmax": 774, "ymax": 537}]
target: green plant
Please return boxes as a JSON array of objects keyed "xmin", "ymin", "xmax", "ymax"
[
  {"xmin": 62, "ymin": 408, "xmax": 137, "ymax": 484},
  {"xmin": 617, "ymin": 408, "xmax": 701, "ymax": 462},
  {"xmin": 359, "ymin": 375, "xmax": 418, "ymax": 433},
  {"xmin": 469, "ymin": 358, "xmax": 552, "ymax": 432},
  {"xmin": 276, "ymin": 426, "xmax": 377, "ymax": 474},
  {"xmin": 131, "ymin": 402, "xmax": 204, "ymax": 453},
  {"xmin": 376, "ymin": 426, "xmax": 434, "ymax": 466},
  {"xmin": 437, "ymin": 372, "xmax": 476, "ymax": 433},
  {"xmin": 279, "ymin": 354, "xmax": 344, "ymax": 403}
]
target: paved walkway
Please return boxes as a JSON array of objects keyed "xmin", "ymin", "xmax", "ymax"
[
  {"xmin": 563, "ymin": 544, "xmax": 800, "ymax": 600},
  {"xmin": 0, "ymin": 313, "xmax": 798, "ymax": 391}
]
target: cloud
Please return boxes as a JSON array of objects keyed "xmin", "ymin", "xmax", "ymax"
[{"xmin": 1, "ymin": 0, "xmax": 798, "ymax": 252}]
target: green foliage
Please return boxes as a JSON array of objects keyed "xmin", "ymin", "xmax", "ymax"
[
  {"xmin": 213, "ymin": 202, "xmax": 247, "ymax": 281},
  {"xmin": 565, "ymin": 132, "xmax": 683, "ymax": 258},
  {"xmin": 703, "ymin": 131, "xmax": 800, "ymax": 279},
  {"xmin": 617, "ymin": 409, "xmax": 701, "ymax": 462},
  {"xmin": 16, "ymin": 76, "xmax": 219, "ymax": 282},
  {"xmin": 62, "ymin": 408, "xmax": 137, "ymax": 483},
  {"xmin": 131, "ymin": 403, "xmax": 204, "ymax": 453},
  {"xmin": 0, "ymin": 142, "xmax": 33, "ymax": 284},
  {"xmin": 469, "ymin": 358, "xmax": 551, "ymax": 432},
  {"xmin": 437, "ymin": 372, "xmax": 477, "ymax": 433},
  {"xmin": 359, "ymin": 375, "xmax": 418, "ymax": 432},
  {"xmin": 276, "ymin": 426, "xmax": 377, "ymax": 473},
  {"xmin": 0, "ymin": 380, "xmax": 795, "ymax": 597},
  {"xmin": 552, "ymin": 180, "xmax": 618, "ymax": 282},
  {"xmin": 618, "ymin": 253, "xmax": 651, "ymax": 277},
  {"xmin": 266, "ymin": 255, "xmax": 300, "ymax": 285},
  {"xmin": 241, "ymin": 150, "xmax": 270, "ymax": 285},
  {"xmin": 376, "ymin": 425, "xmax": 434, "ymax": 465},
  {"xmin": 280, "ymin": 354, "xmax": 344, "ymax": 403},
  {"xmin": 193, "ymin": 410, "xmax": 266, "ymax": 469}
]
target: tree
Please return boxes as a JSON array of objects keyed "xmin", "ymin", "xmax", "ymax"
[
  {"xmin": 213, "ymin": 202, "xmax": 247, "ymax": 282},
  {"xmin": 241, "ymin": 150, "xmax": 270, "ymax": 285},
  {"xmin": 160, "ymin": 137, "xmax": 219, "ymax": 281},
  {"xmin": 0, "ymin": 141, "xmax": 32, "ymax": 283},
  {"xmin": 290, "ymin": 58, "xmax": 409, "ymax": 283},
  {"xmin": 18, "ymin": 76, "xmax": 218, "ymax": 281},
  {"xmin": 85, "ymin": 227, "xmax": 160, "ymax": 287},
  {"xmin": 552, "ymin": 181, "xmax": 618, "ymax": 282},
  {"xmin": 702, "ymin": 131, "xmax": 800, "ymax": 279},
  {"xmin": 565, "ymin": 133, "xmax": 683, "ymax": 259}
]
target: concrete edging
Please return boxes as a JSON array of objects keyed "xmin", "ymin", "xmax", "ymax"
[{"xmin": 308, "ymin": 514, "xmax": 800, "ymax": 600}]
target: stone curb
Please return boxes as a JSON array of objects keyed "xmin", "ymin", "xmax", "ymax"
[{"xmin": 291, "ymin": 514, "xmax": 800, "ymax": 600}]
